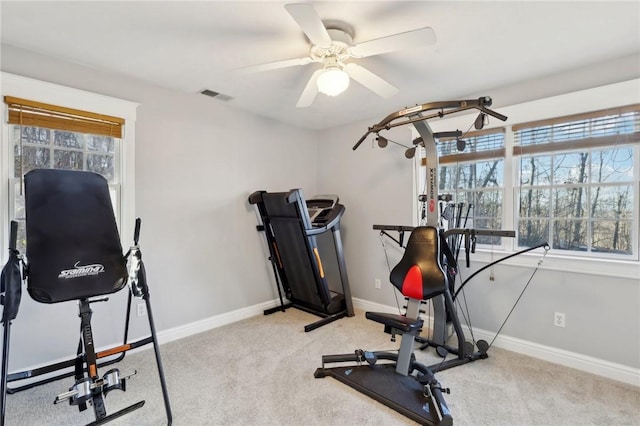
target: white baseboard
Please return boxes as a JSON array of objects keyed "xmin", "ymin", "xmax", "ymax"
[
  {"xmin": 469, "ymin": 327, "xmax": 640, "ymax": 387},
  {"xmin": 352, "ymin": 297, "xmax": 640, "ymax": 387},
  {"xmin": 156, "ymin": 299, "xmax": 280, "ymax": 345}
]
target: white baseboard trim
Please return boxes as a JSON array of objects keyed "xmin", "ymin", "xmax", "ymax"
[
  {"xmin": 352, "ymin": 297, "xmax": 640, "ymax": 387},
  {"xmin": 156, "ymin": 299, "xmax": 280, "ymax": 345}
]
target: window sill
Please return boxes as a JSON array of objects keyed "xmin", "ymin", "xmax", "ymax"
[{"xmin": 469, "ymin": 248, "xmax": 640, "ymax": 280}]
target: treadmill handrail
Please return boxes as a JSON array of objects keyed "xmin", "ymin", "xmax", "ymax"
[{"xmin": 306, "ymin": 204, "xmax": 345, "ymax": 235}]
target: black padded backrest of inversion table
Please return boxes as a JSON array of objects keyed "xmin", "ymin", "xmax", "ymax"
[
  {"xmin": 24, "ymin": 169, "xmax": 127, "ymax": 303},
  {"xmin": 261, "ymin": 190, "xmax": 335, "ymax": 312}
]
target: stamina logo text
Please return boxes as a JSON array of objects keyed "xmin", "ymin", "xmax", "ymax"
[{"xmin": 58, "ymin": 262, "xmax": 105, "ymax": 279}]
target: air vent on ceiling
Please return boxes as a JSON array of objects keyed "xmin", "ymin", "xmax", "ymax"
[{"xmin": 200, "ymin": 89, "xmax": 232, "ymax": 101}]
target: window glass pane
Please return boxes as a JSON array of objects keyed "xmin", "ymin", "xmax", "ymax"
[
  {"xmin": 15, "ymin": 145, "xmax": 51, "ymax": 176},
  {"xmin": 553, "ymin": 187, "xmax": 589, "ymax": 219},
  {"xmin": 13, "ymin": 125, "xmax": 50, "ymax": 145},
  {"xmin": 474, "ymin": 189, "xmax": 502, "ymax": 217},
  {"xmin": 518, "ymin": 219, "xmax": 549, "ymax": 248},
  {"xmin": 474, "ymin": 160, "xmax": 503, "ymax": 187},
  {"xmin": 520, "ymin": 155, "xmax": 551, "ymax": 185},
  {"xmin": 553, "ymin": 152, "xmax": 590, "ymax": 185},
  {"xmin": 87, "ymin": 135, "xmax": 115, "ymax": 153},
  {"xmin": 589, "ymin": 148, "xmax": 634, "ymax": 183},
  {"xmin": 53, "ymin": 149, "xmax": 84, "ymax": 170},
  {"xmin": 10, "ymin": 181, "xmax": 27, "ymax": 253},
  {"xmin": 438, "ymin": 165, "xmax": 456, "ymax": 191},
  {"xmin": 519, "ymin": 188, "xmax": 550, "ymax": 217},
  {"xmin": 54, "ymin": 130, "xmax": 84, "ymax": 149},
  {"xmin": 438, "ymin": 164, "xmax": 477, "ymax": 190},
  {"xmin": 454, "ymin": 164, "xmax": 474, "ymax": 189},
  {"xmin": 87, "ymin": 153, "xmax": 115, "ymax": 182},
  {"xmin": 592, "ymin": 220, "xmax": 632, "ymax": 255},
  {"xmin": 12, "ymin": 181, "xmax": 24, "ymax": 220},
  {"xmin": 452, "ymin": 191, "xmax": 473, "ymax": 206},
  {"xmin": 553, "ymin": 219, "xmax": 588, "ymax": 251},
  {"xmin": 511, "ymin": 108, "xmax": 637, "ymax": 258},
  {"xmin": 590, "ymin": 185, "xmax": 633, "ymax": 219}
]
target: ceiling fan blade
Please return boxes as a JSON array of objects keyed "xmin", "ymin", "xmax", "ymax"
[
  {"xmin": 349, "ymin": 27, "xmax": 436, "ymax": 58},
  {"xmin": 284, "ymin": 3, "xmax": 332, "ymax": 48},
  {"xmin": 238, "ymin": 57, "xmax": 313, "ymax": 74},
  {"xmin": 344, "ymin": 63, "xmax": 398, "ymax": 98},
  {"xmin": 296, "ymin": 69, "xmax": 323, "ymax": 108}
]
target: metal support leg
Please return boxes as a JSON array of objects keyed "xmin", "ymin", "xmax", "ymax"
[
  {"xmin": 144, "ymin": 296, "xmax": 172, "ymax": 425},
  {"xmin": 396, "ymin": 299, "xmax": 421, "ymax": 376},
  {"xmin": 0, "ymin": 323, "xmax": 11, "ymax": 426}
]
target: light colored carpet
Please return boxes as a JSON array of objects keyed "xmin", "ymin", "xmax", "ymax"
[{"xmin": 4, "ymin": 308, "xmax": 640, "ymax": 425}]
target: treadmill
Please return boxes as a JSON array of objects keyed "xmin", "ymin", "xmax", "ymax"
[{"xmin": 249, "ymin": 189, "xmax": 354, "ymax": 331}]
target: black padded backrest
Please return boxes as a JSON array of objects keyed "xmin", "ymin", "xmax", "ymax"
[
  {"xmin": 24, "ymin": 169, "xmax": 127, "ymax": 303},
  {"xmin": 389, "ymin": 226, "xmax": 447, "ymax": 301}
]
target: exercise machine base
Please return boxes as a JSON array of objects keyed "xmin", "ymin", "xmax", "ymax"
[
  {"xmin": 87, "ymin": 400, "xmax": 145, "ymax": 426},
  {"xmin": 315, "ymin": 364, "xmax": 452, "ymax": 426},
  {"xmin": 264, "ymin": 302, "xmax": 348, "ymax": 332}
]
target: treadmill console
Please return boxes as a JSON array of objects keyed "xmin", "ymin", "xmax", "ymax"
[{"xmin": 307, "ymin": 195, "xmax": 339, "ymax": 225}]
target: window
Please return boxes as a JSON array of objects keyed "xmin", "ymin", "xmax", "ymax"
[
  {"xmin": 420, "ymin": 128, "xmax": 506, "ymax": 246},
  {"xmin": 417, "ymin": 105, "xmax": 639, "ymax": 262},
  {"xmin": 514, "ymin": 106, "xmax": 639, "ymax": 258},
  {"xmin": 1, "ymin": 72, "xmax": 137, "ymax": 256},
  {"xmin": 8, "ymin": 123, "xmax": 121, "ymax": 252}
]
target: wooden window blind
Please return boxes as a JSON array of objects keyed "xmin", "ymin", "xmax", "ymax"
[
  {"xmin": 513, "ymin": 104, "xmax": 640, "ymax": 156},
  {"xmin": 4, "ymin": 96, "xmax": 124, "ymax": 138}
]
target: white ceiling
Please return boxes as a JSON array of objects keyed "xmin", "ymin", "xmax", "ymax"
[{"xmin": 1, "ymin": 1, "xmax": 639, "ymax": 130}]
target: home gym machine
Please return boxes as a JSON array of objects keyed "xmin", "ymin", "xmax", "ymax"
[
  {"xmin": 315, "ymin": 98, "xmax": 548, "ymax": 425},
  {"xmin": 249, "ymin": 189, "xmax": 354, "ymax": 332},
  {"xmin": 0, "ymin": 169, "xmax": 172, "ymax": 425}
]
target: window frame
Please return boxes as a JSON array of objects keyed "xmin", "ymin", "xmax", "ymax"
[
  {"xmin": 417, "ymin": 128, "xmax": 509, "ymax": 249},
  {"xmin": 413, "ymin": 79, "xmax": 640, "ymax": 279},
  {"xmin": 512, "ymin": 106, "xmax": 639, "ymax": 260},
  {"xmin": 1, "ymin": 72, "xmax": 138, "ymax": 256}
]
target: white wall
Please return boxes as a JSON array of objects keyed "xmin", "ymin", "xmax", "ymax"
[
  {"xmin": 316, "ymin": 121, "xmax": 416, "ymax": 307},
  {"xmin": 317, "ymin": 81, "xmax": 640, "ymax": 370},
  {"xmin": 0, "ymin": 45, "xmax": 320, "ymax": 369}
]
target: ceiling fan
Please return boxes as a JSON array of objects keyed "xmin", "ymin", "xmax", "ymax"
[{"xmin": 240, "ymin": 3, "xmax": 437, "ymax": 107}]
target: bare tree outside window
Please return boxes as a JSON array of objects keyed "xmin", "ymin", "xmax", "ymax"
[
  {"xmin": 436, "ymin": 131, "xmax": 506, "ymax": 246},
  {"xmin": 515, "ymin": 109, "xmax": 637, "ymax": 257}
]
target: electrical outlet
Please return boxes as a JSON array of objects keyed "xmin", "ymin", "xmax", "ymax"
[
  {"xmin": 374, "ymin": 278, "xmax": 381, "ymax": 289},
  {"xmin": 137, "ymin": 303, "xmax": 147, "ymax": 317},
  {"xmin": 553, "ymin": 312, "xmax": 565, "ymax": 328}
]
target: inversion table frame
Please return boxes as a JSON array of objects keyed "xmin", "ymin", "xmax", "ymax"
[{"xmin": 0, "ymin": 169, "xmax": 172, "ymax": 425}]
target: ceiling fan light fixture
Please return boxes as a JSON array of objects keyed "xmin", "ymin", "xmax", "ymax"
[{"xmin": 317, "ymin": 66, "xmax": 350, "ymax": 96}]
